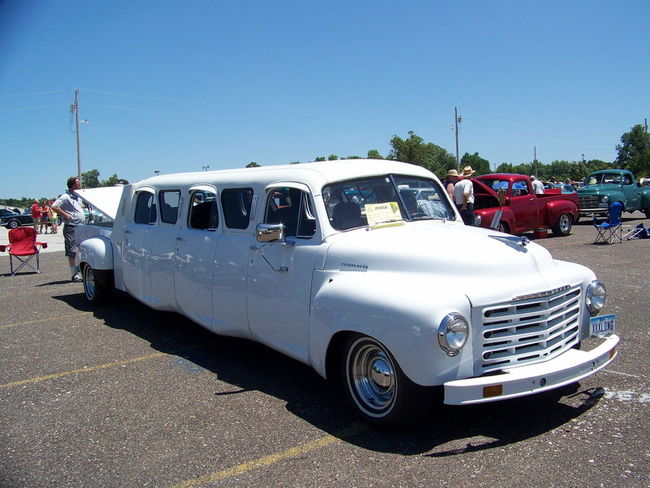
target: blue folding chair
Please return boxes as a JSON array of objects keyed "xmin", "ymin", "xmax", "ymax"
[
  {"xmin": 624, "ymin": 223, "xmax": 650, "ymax": 240},
  {"xmin": 593, "ymin": 201, "xmax": 623, "ymax": 244}
]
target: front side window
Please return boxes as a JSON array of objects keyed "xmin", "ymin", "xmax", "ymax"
[
  {"xmin": 134, "ymin": 191, "xmax": 156, "ymax": 224},
  {"xmin": 159, "ymin": 190, "xmax": 180, "ymax": 224},
  {"xmin": 189, "ymin": 190, "xmax": 219, "ymax": 230},
  {"xmin": 264, "ymin": 187, "xmax": 316, "ymax": 238},
  {"xmin": 323, "ymin": 174, "xmax": 455, "ymax": 230},
  {"xmin": 221, "ymin": 188, "xmax": 253, "ymax": 229}
]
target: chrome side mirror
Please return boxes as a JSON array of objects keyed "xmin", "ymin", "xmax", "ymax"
[{"xmin": 256, "ymin": 223, "xmax": 284, "ymax": 242}]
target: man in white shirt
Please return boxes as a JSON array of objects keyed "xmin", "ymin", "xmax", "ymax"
[
  {"xmin": 52, "ymin": 176, "xmax": 85, "ymax": 282},
  {"xmin": 531, "ymin": 175, "xmax": 545, "ymax": 195},
  {"xmin": 454, "ymin": 166, "xmax": 476, "ymax": 225}
]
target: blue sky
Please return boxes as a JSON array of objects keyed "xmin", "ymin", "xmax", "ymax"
[{"xmin": 1, "ymin": 0, "xmax": 648, "ymax": 199}]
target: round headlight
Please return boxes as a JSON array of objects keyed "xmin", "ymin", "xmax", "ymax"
[
  {"xmin": 601, "ymin": 195, "xmax": 609, "ymax": 202},
  {"xmin": 586, "ymin": 280, "xmax": 606, "ymax": 316},
  {"xmin": 438, "ymin": 313, "xmax": 469, "ymax": 356},
  {"xmin": 474, "ymin": 215, "xmax": 482, "ymax": 226}
]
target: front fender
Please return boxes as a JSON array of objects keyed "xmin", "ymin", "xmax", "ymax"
[
  {"xmin": 78, "ymin": 236, "xmax": 114, "ymax": 271},
  {"xmin": 308, "ymin": 270, "xmax": 475, "ymax": 386}
]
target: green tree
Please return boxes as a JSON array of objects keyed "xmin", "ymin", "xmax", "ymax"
[
  {"xmin": 367, "ymin": 149, "xmax": 383, "ymax": 159},
  {"xmin": 101, "ymin": 174, "xmax": 121, "ymax": 186},
  {"xmin": 81, "ymin": 169, "xmax": 100, "ymax": 188},
  {"xmin": 314, "ymin": 156, "xmax": 326, "ymax": 162},
  {"xmin": 328, "ymin": 154, "xmax": 339, "ymax": 161},
  {"xmin": 616, "ymin": 124, "xmax": 650, "ymax": 176},
  {"xmin": 461, "ymin": 152, "xmax": 490, "ymax": 175},
  {"xmin": 388, "ymin": 131, "xmax": 455, "ymax": 175},
  {"xmin": 246, "ymin": 162, "xmax": 260, "ymax": 168}
]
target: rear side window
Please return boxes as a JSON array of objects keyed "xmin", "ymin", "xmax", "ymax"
[
  {"xmin": 134, "ymin": 191, "xmax": 156, "ymax": 224},
  {"xmin": 189, "ymin": 190, "xmax": 219, "ymax": 230},
  {"xmin": 221, "ymin": 188, "xmax": 253, "ymax": 229},
  {"xmin": 159, "ymin": 190, "xmax": 180, "ymax": 224}
]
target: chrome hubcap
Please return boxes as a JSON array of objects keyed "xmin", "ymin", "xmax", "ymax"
[
  {"xmin": 348, "ymin": 338, "xmax": 396, "ymax": 415},
  {"xmin": 84, "ymin": 267, "xmax": 95, "ymax": 299}
]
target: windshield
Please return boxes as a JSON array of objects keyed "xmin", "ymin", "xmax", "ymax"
[
  {"xmin": 586, "ymin": 173, "xmax": 622, "ymax": 185},
  {"xmin": 323, "ymin": 174, "xmax": 456, "ymax": 230}
]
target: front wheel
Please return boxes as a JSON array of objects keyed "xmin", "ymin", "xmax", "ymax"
[
  {"xmin": 552, "ymin": 213, "xmax": 573, "ymax": 236},
  {"xmin": 341, "ymin": 334, "xmax": 432, "ymax": 428},
  {"xmin": 82, "ymin": 264, "xmax": 113, "ymax": 305},
  {"xmin": 8, "ymin": 220, "xmax": 19, "ymax": 229}
]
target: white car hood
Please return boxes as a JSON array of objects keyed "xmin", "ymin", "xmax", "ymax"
[
  {"xmin": 74, "ymin": 186, "xmax": 125, "ymax": 220},
  {"xmin": 323, "ymin": 221, "xmax": 592, "ymax": 306}
]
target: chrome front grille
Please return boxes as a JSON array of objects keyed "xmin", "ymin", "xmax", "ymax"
[
  {"xmin": 578, "ymin": 194, "xmax": 599, "ymax": 209},
  {"xmin": 479, "ymin": 286, "xmax": 581, "ymax": 374}
]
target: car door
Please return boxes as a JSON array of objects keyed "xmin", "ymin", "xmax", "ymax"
[
  {"xmin": 246, "ymin": 185, "xmax": 320, "ymax": 363},
  {"xmin": 174, "ymin": 186, "xmax": 221, "ymax": 328},
  {"xmin": 508, "ymin": 179, "xmax": 538, "ymax": 232},
  {"xmin": 122, "ymin": 189, "xmax": 156, "ymax": 303},
  {"xmin": 148, "ymin": 189, "xmax": 182, "ymax": 310},
  {"xmin": 621, "ymin": 173, "xmax": 640, "ymax": 211}
]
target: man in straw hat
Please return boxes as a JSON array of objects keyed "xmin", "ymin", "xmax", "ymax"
[
  {"xmin": 453, "ymin": 166, "xmax": 477, "ymax": 225},
  {"xmin": 444, "ymin": 169, "xmax": 460, "ymax": 199}
]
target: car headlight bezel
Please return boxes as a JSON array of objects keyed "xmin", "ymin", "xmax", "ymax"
[
  {"xmin": 438, "ymin": 313, "xmax": 470, "ymax": 357},
  {"xmin": 586, "ymin": 280, "xmax": 606, "ymax": 316}
]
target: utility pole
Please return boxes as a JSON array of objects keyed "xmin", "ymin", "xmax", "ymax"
[
  {"xmin": 454, "ymin": 107, "xmax": 462, "ymax": 170},
  {"xmin": 533, "ymin": 146, "xmax": 538, "ymax": 176},
  {"xmin": 71, "ymin": 90, "xmax": 82, "ymax": 180}
]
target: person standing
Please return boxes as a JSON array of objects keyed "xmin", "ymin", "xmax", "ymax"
[
  {"xmin": 30, "ymin": 199, "xmax": 40, "ymax": 233},
  {"xmin": 444, "ymin": 169, "xmax": 460, "ymax": 200},
  {"xmin": 52, "ymin": 177, "xmax": 85, "ymax": 282},
  {"xmin": 39, "ymin": 200, "xmax": 49, "ymax": 234},
  {"xmin": 454, "ymin": 166, "xmax": 476, "ymax": 225},
  {"xmin": 531, "ymin": 175, "xmax": 545, "ymax": 195},
  {"xmin": 48, "ymin": 200, "xmax": 58, "ymax": 234}
]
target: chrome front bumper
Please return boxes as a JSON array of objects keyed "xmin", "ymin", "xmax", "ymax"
[{"xmin": 444, "ymin": 334, "xmax": 619, "ymax": 405}]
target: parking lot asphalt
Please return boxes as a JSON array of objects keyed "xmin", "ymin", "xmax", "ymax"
[{"xmin": 0, "ymin": 213, "xmax": 648, "ymax": 487}]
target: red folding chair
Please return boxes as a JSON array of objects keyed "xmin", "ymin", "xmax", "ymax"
[{"xmin": 0, "ymin": 227, "xmax": 48, "ymax": 275}]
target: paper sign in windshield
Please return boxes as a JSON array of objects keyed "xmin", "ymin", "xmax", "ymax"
[{"xmin": 365, "ymin": 202, "xmax": 404, "ymax": 229}]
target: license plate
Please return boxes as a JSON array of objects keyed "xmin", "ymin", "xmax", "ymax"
[{"xmin": 590, "ymin": 314, "xmax": 616, "ymax": 338}]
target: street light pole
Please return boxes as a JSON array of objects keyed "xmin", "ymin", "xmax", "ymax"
[{"xmin": 71, "ymin": 90, "xmax": 82, "ymax": 180}]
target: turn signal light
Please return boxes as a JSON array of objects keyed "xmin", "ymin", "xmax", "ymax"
[
  {"xmin": 609, "ymin": 347, "xmax": 616, "ymax": 360},
  {"xmin": 483, "ymin": 385, "xmax": 503, "ymax": 398}
]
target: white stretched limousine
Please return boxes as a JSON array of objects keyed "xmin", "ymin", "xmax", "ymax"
[{"xmin": 75, "ymin": 159, "xmax": 618, "ymax": 427}]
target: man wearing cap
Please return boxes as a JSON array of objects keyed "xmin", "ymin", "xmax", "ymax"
[
  {"xmin": 531, "ymin": 175, "xmax": 545, "ymax": 195},
  {"xmin": 453, "ymin": 166, "xmax": 476, "ymax": 225}
]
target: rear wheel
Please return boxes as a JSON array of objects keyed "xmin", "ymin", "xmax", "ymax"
[
  {"xmin": 82, "ymin": 264, "xmax": 113, "ymax": 305},
  {"xmin": 552, "ymin": 213, "xmax": 573, "ymax": 236},
  {"xmin": 341, "ymin": 334, "xmax": 432, "ymax": 429}
]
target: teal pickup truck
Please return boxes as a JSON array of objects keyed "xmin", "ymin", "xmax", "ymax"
[{"xmin": 577, "ymin": 169, "xmax": 650, "ymax": 219}]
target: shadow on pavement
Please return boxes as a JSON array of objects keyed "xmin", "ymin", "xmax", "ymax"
[{"xmin": 53, "ymin": 290, "xmax": 602, "ymax": 457}]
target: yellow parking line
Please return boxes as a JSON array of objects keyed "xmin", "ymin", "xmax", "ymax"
[
  {"xmin": 169, "ymin": 424, "xmax": 365, "ymax": 488},
  {"xmin": 0, "ymin": 311, "xmax": 93, "ymax": 329},
  {"xmin": 0, "ymin": 352, "xmax": 168, "ymax": 389}
]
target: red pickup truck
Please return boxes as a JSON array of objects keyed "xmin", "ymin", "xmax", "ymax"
[{"xmin": 472, "ymin": 174, "xmax": 579, "ymax": 236}]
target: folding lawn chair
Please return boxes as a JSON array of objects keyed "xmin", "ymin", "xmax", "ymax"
[
  {"xmin": 0, "ymin": 227, "xmax": 48, "ymax": 275},
  {"xmin": 624, "ymin": 223, "xmax": 650, "ymax": 240},
  {"xmin": 593, "ymin": 201, "xmax": 623, "ymax": 244}
]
